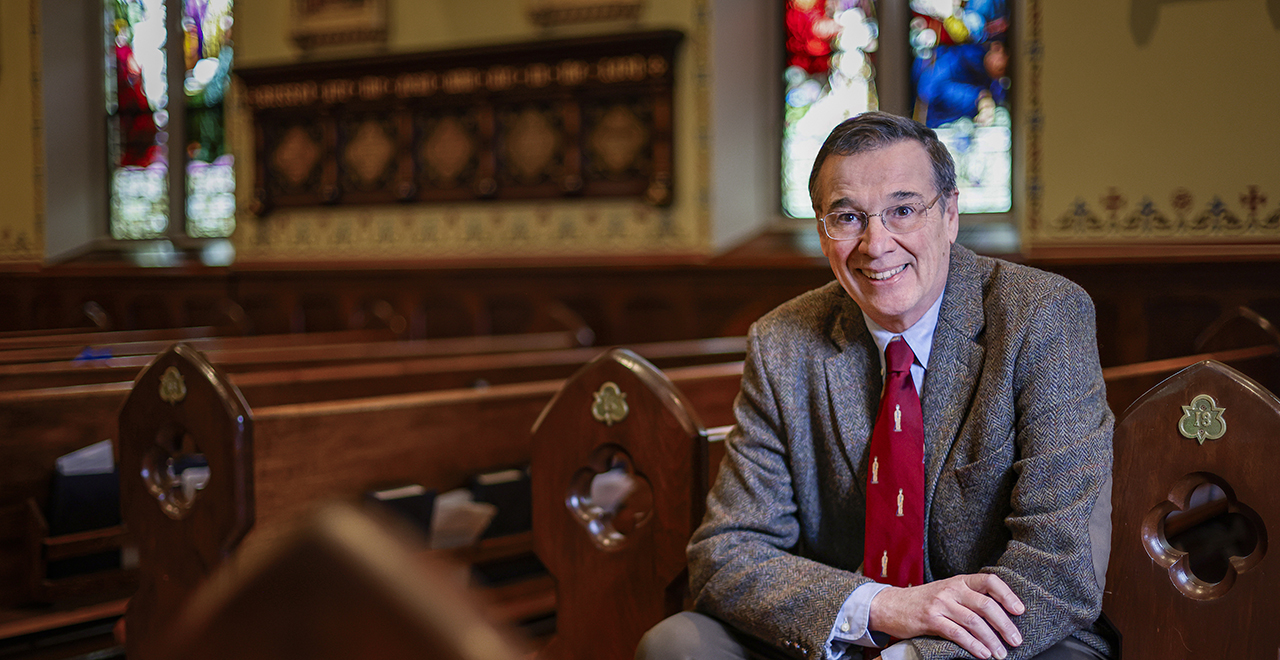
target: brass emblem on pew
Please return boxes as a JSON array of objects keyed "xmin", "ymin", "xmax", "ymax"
[
  {"xmin": 1178, "ymin": 394, "xmax": 1226, "ymax": 445},
  {"xmin": 159, "ymin": 366, "xmax": 188, "ymax": 405},
  {"xmin": 591, "ymin": 381, "xmax": 629, "ymax": 426}
]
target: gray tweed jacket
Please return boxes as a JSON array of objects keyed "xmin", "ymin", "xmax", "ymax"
[{"xmin": 688, "ymin": 244, "xmax": 1115, "ymax": 660}]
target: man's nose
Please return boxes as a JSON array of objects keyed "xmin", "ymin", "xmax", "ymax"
[{"xmin": 858, "ymin": 213, "xmax": 894, "ymax": 257}]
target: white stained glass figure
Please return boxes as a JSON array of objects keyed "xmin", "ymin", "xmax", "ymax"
[
  {"xmin": 782, "ymin": 1, "xmax": 879, "ymax": 218},
  {"xmin": 107, "ymin": 0, "xmax": 170, "ymax": 240}
]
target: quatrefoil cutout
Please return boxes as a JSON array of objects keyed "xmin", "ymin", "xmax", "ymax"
[
  {"xmin": 1141, "ymin": 472, "xmax": 1267, "ymax": 600},
  {"xmin": 141, "ymin": 431, "xmax": 211, "ymax": 520},
  {"xmin": 566, "ymin": 445, "xmax": 654, "ymax": 551}
]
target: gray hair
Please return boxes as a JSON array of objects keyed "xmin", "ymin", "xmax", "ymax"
[{"xmin": 808, "ymin": 112, "xmax": 957, "ymax": 211}]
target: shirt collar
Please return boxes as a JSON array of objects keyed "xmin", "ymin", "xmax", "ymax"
[{"xmin": 862, "ymin": 285, "xmax": 946, "ymax": 374}]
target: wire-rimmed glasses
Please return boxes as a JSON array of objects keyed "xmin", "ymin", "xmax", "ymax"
[{"xmin": 818, "ymin": 192, "xmax": 944, "ymax": 241}]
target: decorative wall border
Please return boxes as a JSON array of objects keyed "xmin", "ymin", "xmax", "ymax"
[
  {"xmin": 1024, "ymin": 0, "xmax": 1280, "ymax": 248},
  {"xmin": 1049, "ymin": 185, "xmax": 1279, "ymax": 239},
  {"xmin": 1025, "ymin": 0, "xmax": 1043, "ymax": 234}
]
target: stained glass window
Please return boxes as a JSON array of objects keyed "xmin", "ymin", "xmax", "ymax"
[
  {"xmin": 106, "ymin": 0, "xmax": 170, "ymax": 239},
  {"xmin": 105, "ymin": 0, "xmax": 235, "ymax": 240},
  {"xmin": 782, "ymin": 0, "xmax": 879, "ymax": 218},
  {"xmin": 184, "ymin": 0, "xmax": 235, "ymax": 237},
  {"xmin": 909, "ymin": 0, "xmax": 1011, "ymax": 213}
]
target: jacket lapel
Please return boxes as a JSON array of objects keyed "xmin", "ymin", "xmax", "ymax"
[
  {"xmin": 921, "ymin": 245, "xmax": 986, "ymax": 515},
  {"xmin": 825, "ymin": 295, "xmax": 882, "ymax": 498}
]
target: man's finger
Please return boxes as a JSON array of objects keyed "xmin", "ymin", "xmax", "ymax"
[
  {"xmin": 940, "ymin": 598, "xmax": 1006, "ymax": 659},
  {"xmin": 933, "ymin": 608, "xmax": 998, "ymax": 660},
  {"xmin": 958, "ymin": 590, "xmax": 1022, "ymax": 648},
  {"xmin": 967, "ymin": 573, "xmax": 1025, "ymax": 616}
]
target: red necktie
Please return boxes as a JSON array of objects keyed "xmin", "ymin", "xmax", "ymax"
[{"xmin": 864, "ymin": 336, "xmax": 925, "ymax": 588}]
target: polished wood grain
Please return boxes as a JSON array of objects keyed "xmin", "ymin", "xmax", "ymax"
[
  {"xmin": 1105, "ymin": 360, "xmax": 1279, "ymax": 657},
  {"xmin": 118, "ymin": 344, "xmax": 254, "ymax": 660},
  {"xmin": 0, "ymin": 330, "xmax": 583, "ymax": 391},
  {"xmin": 531, "ymin": 349, "xmax": 709, "ymax": 660}
]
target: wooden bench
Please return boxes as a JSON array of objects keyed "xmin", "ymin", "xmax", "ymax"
[
  {"xmin": 115, "ymin": 344, "xmax": 745, "ymax": 659},
  {"xmin": 0, "ymin": 328, "xmax": 589, "ymax": 391},
  {"xmin": 528, "ymin": 355, "xmax": 1280, "ymax": 659}
]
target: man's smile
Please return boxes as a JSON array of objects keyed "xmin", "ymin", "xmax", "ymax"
[{"xmin": 861, "ymin": 264, "xmax": 908, "ymax": 281}]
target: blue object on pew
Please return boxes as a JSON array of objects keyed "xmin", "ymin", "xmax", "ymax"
[{"xmin": 74, "ymin": 346, "xmax": 114, "ymax": 361}]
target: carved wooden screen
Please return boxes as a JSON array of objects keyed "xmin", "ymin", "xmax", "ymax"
[{"xmin": 236, "ymin": 30, "xmax": 681, "ymax": 215}]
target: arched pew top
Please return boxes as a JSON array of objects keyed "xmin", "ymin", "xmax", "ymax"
[
  {"xmin": 531, "ymin": 348, "xmax": 715, "ymax": 660},
  {"xmin": 1106, "ymin": 359, "xmax": 1279, "ymax": 658},
  {"xmin": 162, "ymin": 503, "xmax": 523, "ymax": 660}
]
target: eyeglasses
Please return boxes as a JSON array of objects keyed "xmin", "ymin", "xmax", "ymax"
[{"xmin": 818, "ymin": 192, "xmax": 944, "ymax": 241}]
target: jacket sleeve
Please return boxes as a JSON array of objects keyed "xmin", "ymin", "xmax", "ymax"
[
  {"xmin": 909, "ymin": 282, "xmax": 1114, "ymax": 659},
  {"xmin": 687, "ymin": 322, "xmax": 870, "ymax": 660}
]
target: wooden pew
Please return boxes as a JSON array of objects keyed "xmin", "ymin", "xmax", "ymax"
[
  {"xmin": 530, "ymin": 348, "xmax": 729, "ymax": 660},
  {"xmin": 0, "ymin": 337, "xmax": 746, "ymax": 604},
  {"xmin": 0, "ymin": 327, "xmax": 407, "ymax": 366},
  {"xmin": 1101, "ymin": 343, "xmax": 1279, "ymax": 417},
  {"xmin": 159, "ymin": 503, "xmax": 524, "ymax": 660},
  {"xmin": 1105, "ymin": 360, "xmax": 1278, "ymax": 657},
  {"xmin": 0, "ymin": 329, "xmax": 587, "ymax": 391},
  {"xmin": 528, "ymin": 355, "xmax": 1280, "ymax": 659},
  {"xmin": 114, "ymin": 344, "xmax": 745, "ymax": 659}
]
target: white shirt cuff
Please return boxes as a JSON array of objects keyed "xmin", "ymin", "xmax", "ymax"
[{"xmin": 826, "ymin": 582, "xmax": 892, "ymax": 659}]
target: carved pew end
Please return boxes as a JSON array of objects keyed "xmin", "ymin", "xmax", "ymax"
[{"xmin": 162, "ymin": 502, "xmax": 525, "ymax": 660}]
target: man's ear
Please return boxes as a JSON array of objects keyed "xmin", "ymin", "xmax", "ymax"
[{"xmin": 944, "ymin": 190, "xmax": 961, "ymax": 243}]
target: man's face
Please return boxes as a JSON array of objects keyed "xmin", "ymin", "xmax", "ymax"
[{"xmin": 813, "ymin": 140, "xmax": 959, "ymax": 333}]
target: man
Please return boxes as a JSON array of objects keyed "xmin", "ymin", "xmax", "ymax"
[{"xmin": 637, "ymin": 112, "xmax": 1114, "ymax": 660}]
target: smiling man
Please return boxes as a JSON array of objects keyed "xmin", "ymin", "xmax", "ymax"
[{"xmin": 637, "ymin": 113, "xmax": 1116, "ymax": 660}]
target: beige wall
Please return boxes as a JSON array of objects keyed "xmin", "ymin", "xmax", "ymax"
[
  {"xmin": 0, "ymin": 0, "xmax": 42, "ymax": 264},
  {"xmin": 1028, "ymin": 0, "xmax": 1280, "ymax": 249}
]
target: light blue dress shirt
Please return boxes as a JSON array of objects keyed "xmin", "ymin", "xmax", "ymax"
[{"xmin": 825, "ymin": 287, "xmax": 946, "ymax": 660}]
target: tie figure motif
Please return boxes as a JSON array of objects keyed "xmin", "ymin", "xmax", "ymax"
[{"xmin": 864, "ymin": 337, "xmax": 925, "ymax": 588}]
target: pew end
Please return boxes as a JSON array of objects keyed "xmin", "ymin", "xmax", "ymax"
[
  {"xmin": 531, "ymin": 348, "xmax": 711, "ymax": 660},
  {"xmin": 1105, "ymin": 359, "xmax": 1278, "ymax": 657},
  {"xmin": 159, "ymin": 502, "xmax": 523, "ymax": 660},
  {"xmin": 118, "ymin": 343, "xmax": 254, "ymax": 660}
]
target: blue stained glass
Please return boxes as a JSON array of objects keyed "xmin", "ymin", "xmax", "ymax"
[{"xmin": 909, "ymin": 0, "xmax": 1011, "ymax": 213}]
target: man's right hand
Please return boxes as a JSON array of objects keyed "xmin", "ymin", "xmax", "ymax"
[{"xmin": 867, "ymin": 573, "xmax": 1025, "ymax": 659}]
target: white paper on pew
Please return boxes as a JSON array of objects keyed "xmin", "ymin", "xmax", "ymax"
[
  {"xmin": 589, "ymin": 468, "xmax": 636, "ymax": 515},
  {"xmin": 181, "ymin": 466, "xmax": 211, "ymax": 500},
  {"xmin": 429, "ymin": 489, "xmax": 498, "ymax": 549},
  {"xmin": 55, "ymin": 439, "xmax": 115, "ymax": 476}
]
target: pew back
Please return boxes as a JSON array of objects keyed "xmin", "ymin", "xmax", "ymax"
[
  {"xmin": 118, "ymin": 344, "xmax": 744, "ymax": 658},
  {"xmin": 531, "ymin": 349, "xmax": 710, "ymax": 660},
  {"xmin": 1104, "ymin": 360, "xmax": 1277, "ymax": 657},
  {"xmin": 118, "ymin": 344, "xmax": 254, "ymax": 660}
]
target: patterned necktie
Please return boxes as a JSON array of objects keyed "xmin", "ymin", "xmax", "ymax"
[{"xmin": 864, "ymin": 336, "xmax": 925, "ymax": 588}]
